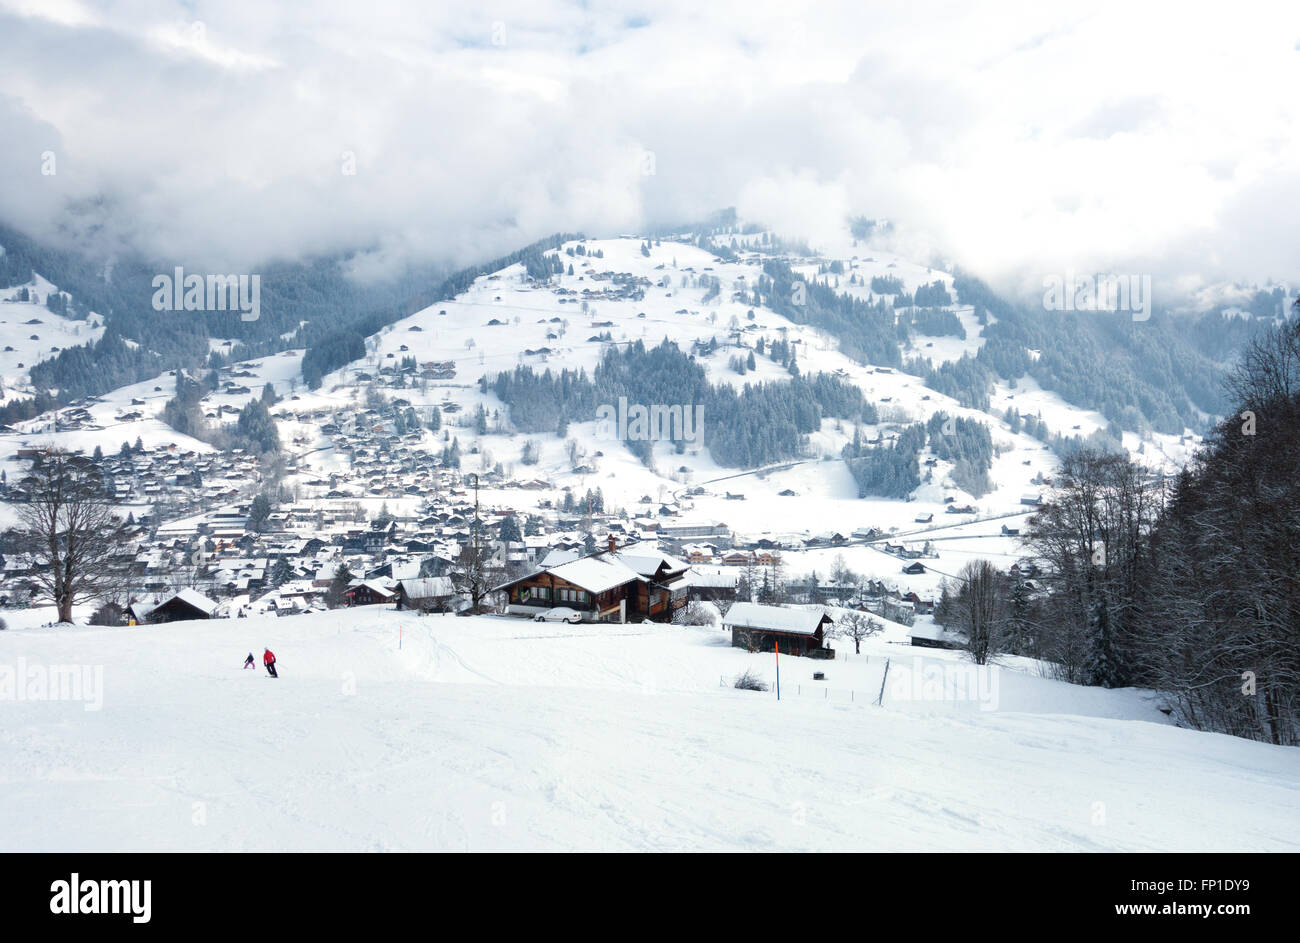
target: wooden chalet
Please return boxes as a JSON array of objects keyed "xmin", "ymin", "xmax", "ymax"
[
  {"xmin": 343, "ymin": 580, "xmax": 397, "ymax": 606},
  {"xmin": 493, "ymin": 537, "xmax": 689, "ymax": 623},
  {"xmin": 138, "ymin": 589, "xmax": 220, "ymax": 624},
  {"xmin": 682, "ymin": 569, "xmax": 739, "ymax": 602}
]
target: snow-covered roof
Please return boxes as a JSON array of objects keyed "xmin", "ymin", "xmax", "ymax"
[
  {"xmin": 387, "ymin": 560, "xmax": 423, "ymax": 581},
  {"xmin": 683, "ymin": 570, "xmax": 738, "ymax": 588},
  {"xmin": 168, "ymin": 588, "xmax": 220, "ymax": 615},
  {"xmin": 615, "ymin": 549, "xmax": 689, "ymax": 578},
  {"xmin": 497, "ymin": 551, "xmax": 642, "ymax": 596},
  {"xmin": 722, "ymin": 603, "xmax": 831, "ymax": 636},
  {"xmin": 129, "ymin": 600, "xmax": 156, "ymax": 620},
  {"xmin": 398, "ymin": 577, "xmax": 455, "ymax": 598},
  {"xmin": 908, "ymin": 623, "xmax": 947, "ymax": 641},
  {"xmin": 346, "ymin": 580, "xmax": 396, "ymax": 597},
  {"xmin": 545, "ymin": 554, "xmax": 643, "ymax": 594},
  {"xmin": 539, "ymin": 548, "xmax": 579, "ymax": 567}
]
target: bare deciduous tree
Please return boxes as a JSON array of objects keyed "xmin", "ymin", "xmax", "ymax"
[
  {"xmin": 15, "ymin": 448, "xmax": 127, "ymax": 623},
  {"xmin": 839, "ymin": 610, "xmax": 883, "ymax": 654},
  {"xmin": 956, "ymin": 560, "xmax": 1007, "ymax": 666}
]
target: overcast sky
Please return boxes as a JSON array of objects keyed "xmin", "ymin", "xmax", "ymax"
[{"xmin": 2, "ymin": 0, "xmax": 1299, "ymax": 300}]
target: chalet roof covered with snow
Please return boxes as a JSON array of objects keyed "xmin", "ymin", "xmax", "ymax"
[
  {"xmin": 722, "ymin": 602, "xmax": 832, "ymax": 636},
  {"xmin": 615, "ymin": 548, "xmax": 689, "ymax": 578},
  {"xmin": 171, "ymin": 588, "xmax": 220, "ymax": 615},
  {"xmin": 493, "ymin": 550, "xmax": 646, "ymax": 595},
  {"xmin": 538, "ymin": 548, "xmax": 580, "ymax": 568},
  {"xmin": 682, "ymin": 569, "xmax": 738, "ymax": 588},
  {"xmin": 345, "ymin": 580, "xmax": 396, "ymax": 598},
  {"xmin": 908, "ymin": 623, "xmax": 947, "ymax": 641},
  {"xmin": 542, "ymin": 554, "xmax": 643, "ymax": 594},
  {"xmin": 397, "ymin": 577, "xmax": 455, "ymax": 598}
]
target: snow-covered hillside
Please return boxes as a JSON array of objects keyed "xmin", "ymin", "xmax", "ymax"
[
  {"xmin": 2, "ymin": 608, "xmax": 1296, "ymax": 852},
  {"xmin": 0, "ymin": 232, "xmax": 1201, "ymax": 532},
  {"xmin": 50, "ymin": 233, "xmax": 1173, "ymax": 537},
  {"xmin": 0, "ymin": 229, "xmax": 1219, "ymax": 615},
  {"xmin": 0, "ymin": 274, "xmax": 105, "ymax": 404}
]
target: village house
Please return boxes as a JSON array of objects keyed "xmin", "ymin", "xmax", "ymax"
[
  {"xmin": 343, "ymin": 581, "xmax": 397, "ymax": 606},
  {"xmin": 493, "ymin": 538, "xmax": 689, "ymax": 623},
  {"xmin": 682, "ymin": 569, "xmax": 739, "ymax": 602}
]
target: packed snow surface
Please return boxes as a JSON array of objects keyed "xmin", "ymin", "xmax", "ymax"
[{"xmin": 2, "ymin": 608, "xmax": 1297, "ymax": 852}]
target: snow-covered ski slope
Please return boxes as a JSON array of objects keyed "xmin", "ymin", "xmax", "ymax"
[{"xmin": 3, "ymin": 608, "xmax": 1296, "ymax": 852}]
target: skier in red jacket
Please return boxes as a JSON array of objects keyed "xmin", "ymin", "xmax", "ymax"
[{"xmin": 263, "ymin": 648, "xmax": 278, "ymax": 678}]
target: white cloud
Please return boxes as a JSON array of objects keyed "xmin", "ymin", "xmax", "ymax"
[{"xmin": 0, "ymin": 0, "xmax": 1297, "ymax": 298}]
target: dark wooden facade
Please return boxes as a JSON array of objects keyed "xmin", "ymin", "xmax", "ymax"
[
  {"xmin": 502, "ymin": 570, "xmax": 686, "ymax": 623},
  {"xmin": 505, "ymin": 571, "xmax": 621, "ymax": 619},
  {"xmin": 146, "ymin": 597, "xmax": 212, "ymax": 623},
  {"xmin": 344, "ymin": 583, "xmax": 396, "ymax": 606},
  {"xmin": 730, "ymin": 624, "xmax": 828, "ymax": 656}
]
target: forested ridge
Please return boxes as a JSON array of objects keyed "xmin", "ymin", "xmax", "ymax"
[
  {"xmin": 488, "ymin": 338, "xmax": 875, "ymax": 469},
  {"xmin": 936, "ymin": 303, "xmax": 1300, "ymax": 745},
  {"xmin": 1, "ymin": 217, "xmax": 1282, "ymax": 448}
]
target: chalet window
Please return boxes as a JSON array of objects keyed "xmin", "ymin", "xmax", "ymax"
[{"xmin": 519, "ymin": 585, "xmax": 551, "ymax": 603}]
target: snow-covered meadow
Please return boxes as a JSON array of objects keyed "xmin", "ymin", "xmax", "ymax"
[{"xmin": 2, "ymin": 608, "xmax": 1296, "ymax": 852}]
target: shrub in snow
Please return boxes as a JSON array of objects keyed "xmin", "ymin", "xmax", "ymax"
[
  {"xmin": 734, "ymin": 669, "xmax": 768, "ymax": 692},
  {"xmin": 672, "ymin": 601, "xmax": 720, "ymax": 628},
  {"xmin": 90, "ymin": 603, "xmax": 127, "ymax": 627}
]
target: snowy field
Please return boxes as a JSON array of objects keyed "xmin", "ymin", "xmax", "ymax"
[{"xmin": 2, "ymin": 607, "xmax": 1297, "ymax": 852}]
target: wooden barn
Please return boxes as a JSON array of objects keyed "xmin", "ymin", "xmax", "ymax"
[
  {"xmin": 138, "ymin": 589, "xmax": 220, "ymax": 624},
  {"xmin": 395, "ymin": 577, "xmax": 457, "ymax": 613},
  {"xmin": 907, "ymin": 623, "xmax": 961, "ymax": 649},
  {"xmin": 724, "ymin": 602, "xmax": 834, "ymax": 657}
]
